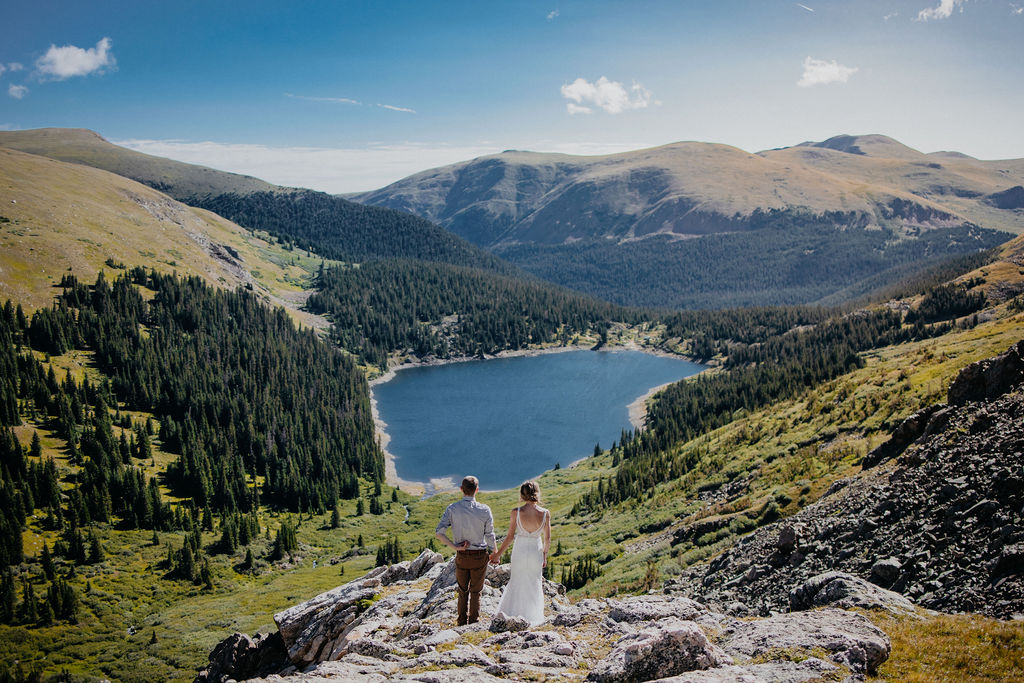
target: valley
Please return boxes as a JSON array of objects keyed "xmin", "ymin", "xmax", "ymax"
[{"xmin": 0, "ymin": 130, "xmax": 1022, "ymax": 682}]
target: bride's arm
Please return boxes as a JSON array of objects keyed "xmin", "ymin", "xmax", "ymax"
[
  {"xmin": 542, "ymin": 510, "xmax": 551, "ymax": 567},
  {"xmin": 490, "ymin": 509, "xmax": 517, "ymax": 563}
]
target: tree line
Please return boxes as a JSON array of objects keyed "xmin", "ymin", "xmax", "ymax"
[
  {"xmin": 495, "ymin": 210, "xmax": 1008, "ymax": 309},
  {"xmin": 307, "ymin": 259, "xmax": 644, "ymax": 367},
  {"xmin": 190, "ymin": 190, "xmax": 513, "ymax": 273}
]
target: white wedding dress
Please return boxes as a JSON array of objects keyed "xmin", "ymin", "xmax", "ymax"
[{"xmin": 496, "ymin": 508, "xmax": 547, "ymax": 626}]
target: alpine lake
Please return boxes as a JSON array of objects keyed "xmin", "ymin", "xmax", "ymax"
[{"xmin": 372, "ymin": 349, "xmax": 706, "ymax": 492}]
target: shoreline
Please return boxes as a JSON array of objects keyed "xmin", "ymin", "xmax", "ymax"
[
  {"xmin": 370, "ymin": 342, "xmax": 699, "ymax": 497},
  {"xmin": 627, "ymin": 381, "xmax": 674, "ymax": 431}
]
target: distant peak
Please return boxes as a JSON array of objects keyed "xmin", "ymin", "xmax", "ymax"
[{"xmin": 787, "ymin": 134, "xmax": 925, "ymax": 159}]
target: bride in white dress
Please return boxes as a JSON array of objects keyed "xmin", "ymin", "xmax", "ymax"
[{"xmin": 490, "ymin": 481, "xmax": 551, "ymax": 626}]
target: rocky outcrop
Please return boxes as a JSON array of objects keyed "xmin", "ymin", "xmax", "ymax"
[
  {"xmin": 789, "ymin": 572, "xmax": 916, "ymax": 615},
  {"xmin": 719, "ymin": 609, "xmax": 890, "ymax": 675},
  {"xmin": 670, "ymin": 342, "xmax": 1024, "ymax": 618},
  {"xmin": 198, "ymin": 548, "xmax": 893, "ymax": 682},
  {"xmin": 947, "ymin": 340, "xmax": 1024, "ymax": 405},
  {"xmin": 586, "ymin": 619, "xmax": 732, "ymax": 682},
  {"xmin": 195, "ymin": 632, "xmax": 289, "ymax": 683},
  {"xmin": 273, "ymin": 550, "xmax": 445, "ymax": 665}
]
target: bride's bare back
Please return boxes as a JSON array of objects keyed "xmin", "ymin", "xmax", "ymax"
[{"xmin": 515, "ymin": 503, "xmax": 548, "ymax": 533}]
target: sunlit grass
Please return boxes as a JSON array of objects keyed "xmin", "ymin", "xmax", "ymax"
[{"xmin": 869, "ymin": 611, "xmax": 1024, "ymax": 682}]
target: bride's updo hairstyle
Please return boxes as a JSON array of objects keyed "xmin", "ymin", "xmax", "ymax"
[{"xmin": 520, "ymin": 481, "xmax": 540, "ymax": 503}]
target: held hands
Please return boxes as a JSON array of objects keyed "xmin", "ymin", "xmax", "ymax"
[{"xmin": 489, "ymin": 552, "xmax": 500, "ymax": 564}]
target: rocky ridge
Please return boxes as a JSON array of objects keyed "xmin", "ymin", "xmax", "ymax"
[
  {"xmin": 669, "ymin": 341, "xmax": 1024, "ymax": 618},
  {"xmin": 197, "ymin": 550, "xmax": 893, "ymax": 682}
]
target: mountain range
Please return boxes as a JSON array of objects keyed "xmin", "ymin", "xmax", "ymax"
[
  {"xmin": 353, "ymin": 135, "xmax": 1024, "ymax": 308},
  {"xmin": 4, "ymin": 128, "xmax": 1021, "ymax": 309},
  {"xmin": 353, "ymin": 134, "xmax": 1024, "ymax": 244}
]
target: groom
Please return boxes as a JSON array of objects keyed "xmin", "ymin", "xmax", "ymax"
[{"xmin": 435, "ymin": 475, "xmax": 496, "ymax": 625}]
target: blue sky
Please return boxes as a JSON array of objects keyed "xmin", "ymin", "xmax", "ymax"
[{"xmin": 2, "ymin": 0, "xmax": 1023, "ymax": 192}]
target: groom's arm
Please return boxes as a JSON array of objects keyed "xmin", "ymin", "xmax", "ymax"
[
  {"xmin": 434, "ymin": 505, "xmax": 462, "ymax": 551},
  {"xmin": 484, "ymin": 508, "xmax": 496, "ymax": 553}
]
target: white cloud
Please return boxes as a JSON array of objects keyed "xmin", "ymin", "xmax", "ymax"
[
  {"xmin": 285, "ymin": 93, "xmax": 414, "ymax": 113},
  {"xmin": 36, "ymin": 37, "xmax": 115, "ymax": 80},
  {"xmin": 112, "ymin": 139, "xmax": 506, "ymax": 193},
  {"xmin": 1012, "ymin": 3, "xmax": 1023, "ymax": 14},
  {"xmin": 378, "ymin": 103, "xmax": 416, "ymax": 113},
  {"xmin": 560, "ymin": 76, "xmax": 652, "ymax": 115},
  {"xmin": 547, "ymin": 9, "xmax": 560, "ymax": 20},
  {"xmin": 286, "ymin": 93, "xmax": 361, "ymax": 105},
  {"xmin": 884, "ymin": 11, "xmax": 900, "ymax": 20},
  {"xmin": 8, "ymin": 63, "xmax": 24, "ymax": 72},
  {"xmin": 917, "ymin": 0, "xmax": 967, "ymax": 21},
  {"xmin": 8, "ymin": 84, "xmax": 28, "ymax": 99},
  {"xmin": 796, "ymin": 56, "xmax": 858, "ymax": 87},
  {"xmin": 796, "ymin": 4, "xmax": 815, "ymax": 12},
  {"xmin": 0, "ymin": 65, "xmax": 5, "ymax": 77}
]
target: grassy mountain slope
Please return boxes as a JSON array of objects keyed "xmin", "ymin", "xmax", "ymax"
[
  {"xmin": 0, "ymin": 128, "xmax": 275, "ymax": 197},
  {"xmin": 0, "ymin": 147, "xmax": 331, "ymax": 330}
]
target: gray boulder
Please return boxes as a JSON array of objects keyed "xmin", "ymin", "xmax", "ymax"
[
  {"xmin": 947, "ymin": 339, "xmax": 1024, "ymax": 405},
  {"xmin": 587, "ymin": 618, "xmax": 732, "ymax": 682},
  {"xmin": 488, "ymin": 612, "xmax": 531, "ymax": 633},
  {"xmin": 411, "ymin": 644, "xmax": 495, "ymax": 669},
  {"xmin": 552, "ymin": 598, "xmax": 607, "ymax": 627},
  {"xmin": 392, "ymin": 668, "xmax": 506, "ymax": 682},
  {"xmin": 720, "ymin": 608, "xmax": 890, "ymax": 674},
  {"xmin": 870, "ymin": 558, "xmax": 902, "ymax": 585},
  {"xmin": 607, "ymin": 594, "xmax": 705, "ymax": 624},
  {"xmin": 242, "ymin": 654, "xmax": 397, "ymax": 682},
  {"xmin": 194, "ymin": 631, "xmax": 289, "ymax": 683},
  {"xmin": 656, "ymin": 657, "xmax": 839, "ymax": 682},
  {"xmin": 790, "ymin": 572, "xmax": 916, "ymax": 614}
]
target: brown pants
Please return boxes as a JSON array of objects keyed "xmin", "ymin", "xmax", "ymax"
[{"xmin": 455, "ymin": 549, "xmax": 489, "ymax": 625}]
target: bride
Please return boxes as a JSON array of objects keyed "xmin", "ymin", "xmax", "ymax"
[{"xmin": 490, "ymin": 481, "xmax": 551, "ymax": 626}]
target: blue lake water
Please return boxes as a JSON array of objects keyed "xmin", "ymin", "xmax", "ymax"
[{"xmin": 372, "ymin": 349, "xmax": 705, "ymax": 490}]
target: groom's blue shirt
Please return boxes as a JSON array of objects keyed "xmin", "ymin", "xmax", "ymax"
[{"xmin": 436, "ymin": 496, "xmax": 496, "ymax": 552}]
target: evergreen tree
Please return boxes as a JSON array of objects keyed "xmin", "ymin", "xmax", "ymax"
[
  {"xmin": 40, "ymin": 543, "xmax": 54, "ymax": 581},
  {"xmin": 88, "ymin": 533, "xmax": 104, "ymax": 564},
  {"xmin": 177, "ymin": 541, "xmax": 196, "ymax": 581}
]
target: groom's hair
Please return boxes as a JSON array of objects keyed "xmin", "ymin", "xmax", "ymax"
[{"xmin": 461, "ymin": 476, "xmax": 479, "ymax": 495}]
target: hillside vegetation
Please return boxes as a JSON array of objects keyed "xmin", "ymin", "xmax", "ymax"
[
  {"xmin": 0, "ymin": 234, "xmax": 1018, "ymax": 680},
  {"xmin": 190, "ymin": 190, "xmax": 513, "ymax": 273},
  {"xmin": 496, "ymin": 211, "xmax": 1006, "ymax": 308},
  {"xmin": 0, "ymin": 147, "xmax": 330, "ymax": 332},
  {"xmin": 307, "ymin": 259, "xmax": 644, "ymax": 367}
]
